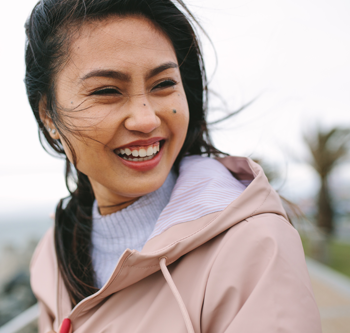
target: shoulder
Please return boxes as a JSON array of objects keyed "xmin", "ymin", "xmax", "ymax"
[
  {"xmin": 216, "ymin": 213, "xmax": 305, "ymax": 273},
  {"xmin": 201, "ymin": 214, "xmax": 321, "ymax": 332},
  {"xmin": 30, "ymin": 227, "xmax": 55, "ymax": 270},
  {"xmin": 244, "ymin": 213, "xmax": 300, "ymax": 246},
  {"xmin": 30, "ymin": 227, "xmax": 57, "ymax": 307}
]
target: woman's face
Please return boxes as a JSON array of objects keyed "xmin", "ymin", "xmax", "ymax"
[{"xmin": 48, "ymin": 16, "xmax": 189, "ymax": 214}]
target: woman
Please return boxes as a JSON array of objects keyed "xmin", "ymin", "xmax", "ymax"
[{"xmin": 26, "ymin": 0, "xmax": 322, "ymax": 332}]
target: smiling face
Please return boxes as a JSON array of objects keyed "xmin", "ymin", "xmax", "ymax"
[{"xmin": 46, "ymin": 16, "xmax": 189, "ymax": 214}]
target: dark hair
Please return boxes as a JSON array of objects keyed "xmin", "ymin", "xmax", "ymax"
[{"xmin": 25, "ymin": 0, "xmax": 222, "ymax": 305}]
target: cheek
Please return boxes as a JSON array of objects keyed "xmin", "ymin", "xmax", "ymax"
[
  {"xmin": 177, "ymin": 109, "xmax": 189, "ymax": 138},
  {"xmin": 66, "ymin": 106, "xmax": 116, "ymax": 135},
  {"xmin": 168, "ymin": 98, "xmax": 189, "ymax": 151},
  {"xmin": 58, "ymin": 125, "xmax": 110, "ymax": 168},
  {"xmin": 177, "ymin": 95, "xmax": 190, "ymax": 136},
  {"xmin": 59, "ymin": 105, "xmax": 119, "ymax": 148}
]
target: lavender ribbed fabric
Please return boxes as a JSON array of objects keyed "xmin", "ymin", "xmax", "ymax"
[
  {"xmin": 147, "ymin": 156, "xmax": 247, "ymax": 239},
  {"xmin": 91, "ymin": 170, "xmax": 177, "ymax": 288}
]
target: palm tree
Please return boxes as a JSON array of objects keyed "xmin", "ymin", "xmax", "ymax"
[{"xmin": 304, "ymin": 127, "xmax": 350, "ymax": 236}]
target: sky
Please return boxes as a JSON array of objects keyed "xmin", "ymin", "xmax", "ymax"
[{"xmin": 0, "ymin": 0, "xmax": 349, "ymax": 218}]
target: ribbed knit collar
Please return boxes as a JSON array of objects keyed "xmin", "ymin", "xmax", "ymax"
[{"xmin": 91, "ymin": 169, "xmax": 178, "ymax": 254}]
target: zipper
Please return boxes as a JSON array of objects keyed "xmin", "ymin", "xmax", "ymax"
[{"xmin": 67, "ymin": 249, "xmax": 134, "ymax": 322}]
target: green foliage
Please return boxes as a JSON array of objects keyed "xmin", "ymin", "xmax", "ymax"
[
  {"xmin": 302, "ymin": 237, "xmax": 350, "ymax": 278},
  {"xmin": 328, "ymin": 241, "xmax": 350, "ymax": 278}
]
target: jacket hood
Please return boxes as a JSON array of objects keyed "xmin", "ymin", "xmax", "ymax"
[{"xmin": 30, "ymin": 156, "xmax": 288, "ymax": 325}]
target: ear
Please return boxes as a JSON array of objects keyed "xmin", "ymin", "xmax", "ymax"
[{"xmin": 39, "ymin": 97, "xmax": 60, "ymax": 140}]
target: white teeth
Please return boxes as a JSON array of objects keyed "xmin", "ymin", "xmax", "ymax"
[
  {"xmin": 139, "ymin": 148, "xmax": 147, "ymax": 157},
  {"xmin": 117, "ymin": 141, "xmax": 161, "ymax": 161},
  {"xmin": 146, "ymin": 146, "xmax": 153, "ymax": 156}
]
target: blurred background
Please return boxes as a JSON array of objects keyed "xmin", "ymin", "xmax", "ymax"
[{"xmin": 0, "ymin": 0, "xmax": 349, "ymax": 332}]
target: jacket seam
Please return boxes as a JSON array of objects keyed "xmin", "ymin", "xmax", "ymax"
[
  {"xmin": 70, "ymin": 250, "xmax": 136, "ymax": 319},
  {"xmin": 100, "ymin": 251, "xmax": 135, "ymax": 290},
  {"xmin": 246, "ymin": 213, "xmax": 295, "ymax": 230}
]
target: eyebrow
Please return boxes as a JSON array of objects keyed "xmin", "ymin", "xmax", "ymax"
[
  {"xmin": 145, "ymin": 61, "xmax": 178, "ymax": 80},
  {"xmin": 80, "ymin": 61, "xmax": 178, "ymax": 82},
  {"xmin": 81, "ymin": 70, "xmax": 131, "ymax": 82}
]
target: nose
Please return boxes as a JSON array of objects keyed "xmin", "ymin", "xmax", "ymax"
[{"xmin": 124, "ymin": 99, "xmax": 161, "ymax": 133}]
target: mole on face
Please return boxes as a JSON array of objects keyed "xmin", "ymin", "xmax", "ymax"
[
  {"xmin": 143, "ymin": 104, "xmax": 146, "ymax": 106},
  {"xmin": 173, "ymin": 109, "xmax": 177, "ymax": 114}
]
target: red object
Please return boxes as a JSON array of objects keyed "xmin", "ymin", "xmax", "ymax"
[{"xmin": 60, "ymin": 318, "xmax": 71, "ymax": 333}]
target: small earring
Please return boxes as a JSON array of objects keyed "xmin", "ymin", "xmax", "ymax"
[
  {"xmin": 51, "ymin": 129, "xmax": 57, "ymax": 135},
  {"xmin": 46, "ymin": 127, "xmax": 51, "ymax": 133}
]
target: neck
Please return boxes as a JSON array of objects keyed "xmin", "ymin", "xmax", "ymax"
[
  {"xmin": 89, "ymin": 178, "xmax": 141, "ymax": 215},
  {"xmin": 97, "ymin": 197, "xmax": 140, "ymax": 215}
]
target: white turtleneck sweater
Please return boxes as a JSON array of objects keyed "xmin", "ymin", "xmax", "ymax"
[{"xmin": 91, "ymin": 170, "xmax": 178, "ymax": 289}]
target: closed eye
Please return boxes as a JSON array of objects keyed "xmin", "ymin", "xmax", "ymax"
[
  {"xmin": 91, "ymin": 87, "xmax": 121, "ymax": 95},
  {"xmin": 152, "ymin": 79, "xmax": 177, "ymax": 91}
]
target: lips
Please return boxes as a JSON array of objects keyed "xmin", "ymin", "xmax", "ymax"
[{"xmin": 116, "ymin": 137, "xmax": 164, "ymax": 150}]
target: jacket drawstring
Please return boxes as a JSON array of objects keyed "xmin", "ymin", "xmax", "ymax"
[{"xmin": 159, "ymin": 257, "xmax": 195, "ymax": 333}]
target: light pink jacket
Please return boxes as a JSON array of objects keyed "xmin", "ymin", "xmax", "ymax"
[{"xmin": 30, "ymin": 156, "xmax": 322, "ymax": 332}]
